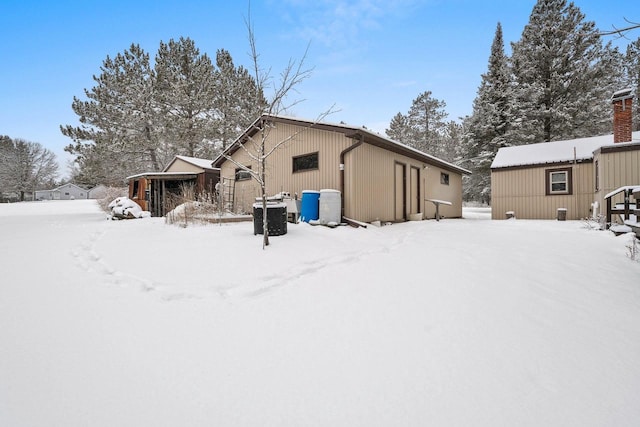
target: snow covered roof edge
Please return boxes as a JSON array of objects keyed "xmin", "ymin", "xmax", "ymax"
[
  {"xmin": 163, "ymin": 155, "xmax": 217, "ymax": 172},
  {"xmin": 491, "ymin": 131, "xmax": 640, "ymax": 169},
  {"xmin": 213, "ymin": 114, "xmax": 470, "ymax": 175}
]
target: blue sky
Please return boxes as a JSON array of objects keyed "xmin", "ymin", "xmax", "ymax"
[{"xmin": 0, "ymin": 0, "xmax": 637, "ymax": 176}]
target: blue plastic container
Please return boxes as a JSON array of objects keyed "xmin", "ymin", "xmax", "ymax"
[{"xmin": 300, "ymin": 190, "xmax": 320, "ymax": 222}]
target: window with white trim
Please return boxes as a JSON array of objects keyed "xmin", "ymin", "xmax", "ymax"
[{"xmin": 545, "ymin": 167, "xmax": 572, "ymax": 195}]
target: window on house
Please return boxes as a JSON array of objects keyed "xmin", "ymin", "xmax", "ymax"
[
  {"xmin": 132, "ymin": 180, "xmax": 139, "ymax": 198},
  {"xmin": 293, "ymin": 152, "xmax": 319, "ymax": 173},
  {"xmin": 440, "ymin": 172, "xmax": 449, "ymax": 185},
  {"xmin": 545, "ymin": 167, "xmax": 572, "ymax": 195},
  {"xmin": 235, "ymin": 166, "xmax": 252, "ymax": 181},
  {"xmin": 595, "ymin": 160, "xmax": 599, "ymax": 191}
]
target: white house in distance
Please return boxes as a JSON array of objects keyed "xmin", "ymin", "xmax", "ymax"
[
  {"xmin": 491, "ymin": 89, "xmax": 640, "ymax": 222},
  {"xmin": 35, "ymin": 183, "xmax": 89, "ymax": 201}
]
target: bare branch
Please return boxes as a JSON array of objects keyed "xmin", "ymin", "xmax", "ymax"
[{"xmin": 597, "ymin": 19, "xmax": 640, "ymax": 39}]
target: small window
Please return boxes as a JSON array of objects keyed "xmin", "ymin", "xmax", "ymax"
[
  {"xmin": 440, "ymin": 172, "xmax": 449, "ymax": 185},
  {"xmin": 595, "ymin": 160, "xmax": 599, "ymax": 191},
  {"xmin": 546, "ymin": 167, "xmax": 572, "ymax": 195},
  {"xmin": 65, "ymin": 192, "xmax": 70, "ymax": 196},
  {"xmin": 235, "ymin": 166, "xmax": 252, "ymax": 181},
  {"xmin": 293, "ymin": 152, "xmax": 319, "ymax": 173}
]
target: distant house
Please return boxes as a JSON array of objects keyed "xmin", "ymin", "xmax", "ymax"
[
  {"xmin": 35, "ymin": 183, "xmax": 88, "ymax": 201},
  {"xmin": 212, "ymin": 115, "xmax": 470, "ymax": 223},
  {"xmin": 491, "ymin": 89, "xmax": 640, "ymax": 221},
  {"xmin": 127, "ymin": 155, "xmax": 220, "ymax": 217}
]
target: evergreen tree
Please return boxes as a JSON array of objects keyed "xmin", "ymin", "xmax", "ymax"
[
  {"xmin": 213, "ymin": 49, "xmax": 267, "ymax": 151},
  {"xmin": 62, "ymin": 44, "xmax": 160, "ymax": 179},
  {"xmin": 386, "ymin": 112, "xmax": 412, "ymax": 145},
  {"xmin": 625, "ymin": 37, "xmax": 640, "ymax": 131},
  {"xmin": 62, "ymin": 40, "xmax": 266, "ymax": 184},
  {"xmin": 463, "ymin": 22, "xmax": 514, "ymax": 203},
  {"xmin": 510, "ymin": 0, "xmax": 615, "ymax": 143},
  {"xmin": 442, "ymin": 120, "xmax": 465, "ymax": 164},
  {"xmin": 385, "ymin": 91, "xmax": 449, "ymax": 159},
  {"xmin": 154, "ymin": 37, "xmax": 217, "ymax": 160}
]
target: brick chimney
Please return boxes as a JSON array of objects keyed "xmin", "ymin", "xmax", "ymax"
[{"xmin": 612, "ymin": 88, "xmax": 633, "ymax": 143}]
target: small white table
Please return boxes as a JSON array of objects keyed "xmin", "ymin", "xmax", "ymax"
[{"xmin": 425, "ymin": 199, "xmax": 452, "ymax": 221}]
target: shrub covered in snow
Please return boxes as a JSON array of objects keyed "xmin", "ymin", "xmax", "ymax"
[{"xmin": 107, "ymin": 196, "xmax": 149, "ymax": 220}]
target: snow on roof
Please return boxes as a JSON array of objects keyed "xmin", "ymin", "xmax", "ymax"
[
  {"xmin": 168, "ymin": 155, "xmax": 215, "ymax": 170},
  {"xmin": 214, "ymin": 114, "xmax": 470, "ymax": 175},
  {"xmin": 126, "ymin": 171, "xmax": 198, "ymax": 180},
  {"xmin": 491, "ymin": 131, "xmax": 640, "ymax": 169}
]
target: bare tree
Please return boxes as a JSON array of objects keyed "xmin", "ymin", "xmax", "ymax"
[
  {"xmin": 0, "ymin": 137, "xmax": 59, "ymax": 201},
  {"xmin": 224, "ymin": 13, "xmax": 335, "ymax": 248}
]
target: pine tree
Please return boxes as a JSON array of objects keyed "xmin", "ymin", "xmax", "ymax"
[
  {"xmin": 463, "ymin": 22, "xmax": 514, "ymax": 203},
  {"xmin": 510, "ymin": 0, "xmax": 614, "ymax": 143},
  {"xmin": 62, "ymin": 40, "xmax": 267, "ymax": 184},
  {"xmin": 625, "ymin": 37, "xmax": 640, "ymax": 131},
  {"xmin": 61, "ymin": 44, "xmax": 160, "ymax": 179},
  {"xmin": 154, "ymin": 37, "xmax": 217, "ymax": 159},
  {"xmin": 386, "ymin": 112, "xmax": 412, "ymax": 145},
  {"xmin": 385, "ymin": 91, "xmax": 449, "ymax": 158},
  {"xmin": 213, "ymin": 49, "xmax": 267, "ymax": 152}
]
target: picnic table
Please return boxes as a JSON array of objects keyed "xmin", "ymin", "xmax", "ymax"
[{"xmin": 425, "ymin": 198, "xmax": 452, "ymax": 221}]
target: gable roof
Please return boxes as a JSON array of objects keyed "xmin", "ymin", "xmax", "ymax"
[
  {"xmin": 491, "ymin": 131, "xmax": 640, "ymax": 169},
  {"xmin": 55, "ymin": 183, "xmax": 87, "ymax": 191},
  {"xmin": 163, "ymin": 155, "xmax": 216, "ymax": 172},
  {"xmin": 212, "ymin": 114, "xmax": 470, "ymax": 175}
]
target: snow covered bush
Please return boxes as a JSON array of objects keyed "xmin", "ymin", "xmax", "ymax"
[{"xmin": 107, "ymin": 196, "xmax": 149, "ymax": 220}]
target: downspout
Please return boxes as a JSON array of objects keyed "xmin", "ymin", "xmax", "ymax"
[{"xmin": 339, "ymin": 134, "xmax": 364, "ymax": 219}]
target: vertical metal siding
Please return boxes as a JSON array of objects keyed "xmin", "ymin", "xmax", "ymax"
[
  {"xmin": 220, "ymin": 123, "xmax": 352, "ymax": 213},
  {"xmin": 491, "ymin": 163, "xmax": 593, "ymax": 220},
  {"xmin": 595, "ymin": 149, "xmax": 640, "ymax": 209},
  {"xmin": 219, "ymin": 121, "xmax": 464, "ymax": 222},
  {"xmin": 347, "ymin": 143, "xmax": 463, "ymax": 222}
]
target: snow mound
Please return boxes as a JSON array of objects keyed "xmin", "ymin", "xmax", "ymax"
[{"xmin": 107, "ymin": 197, "xmax": 149, "ymax": 220}]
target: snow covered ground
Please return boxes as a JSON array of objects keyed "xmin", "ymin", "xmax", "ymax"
[{"xmin": 1, "ymin": 200, "xmax": 639, "ymax": 427}]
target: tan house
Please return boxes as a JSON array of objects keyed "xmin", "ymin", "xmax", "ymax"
[
  {"xmin": 491, "ymin": 89, "xmax": 640, "ymax": 221},
  {"xmin": 212, "ymin": 115, "xmax": 469, "ymax": 224},
  {"xmin": 127, "ymin": 155, "xmax": 220, "ymax": 217}
]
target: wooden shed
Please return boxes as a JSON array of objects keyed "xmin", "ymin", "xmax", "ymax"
[
  {"xmin": 212, "ymin": 115, "xmax": 469, "ymax": 223},
  {"xmin": 127, "ymin": 155, "xmax": 219, "ymax": 217}
]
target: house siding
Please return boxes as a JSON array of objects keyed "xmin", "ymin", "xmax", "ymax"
[
  {"xmin": 491, "ymin": 162, "xmax": 593, "ymax": 220},
  {"xmin": 220, "ymin": 120, "xmax": 464, "ymax": 222},
  {"xmin": 220, "ymin": 123, "xmax": 352, "ymax": 214},
  {"xmin": 593, "ymin": 147, "xmax": 640, "ymax": 211}
]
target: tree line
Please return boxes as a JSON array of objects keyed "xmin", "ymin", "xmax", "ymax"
[
  {"xmin": 4, "ymin": 0, "xmax": 637, "ymax": 204},
  {"xmin": 385, "ymin": 0, "xmax": 639, "ymax": 204}
]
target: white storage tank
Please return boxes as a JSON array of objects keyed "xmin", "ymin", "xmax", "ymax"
[{"xmin": 319, "ymin": 189, "xmax": 341, "ymax": 225}]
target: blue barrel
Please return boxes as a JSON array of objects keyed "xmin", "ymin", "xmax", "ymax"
[{"xmin": 300, "ymin": 190, "xmax": 320, "ymax": 222}]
